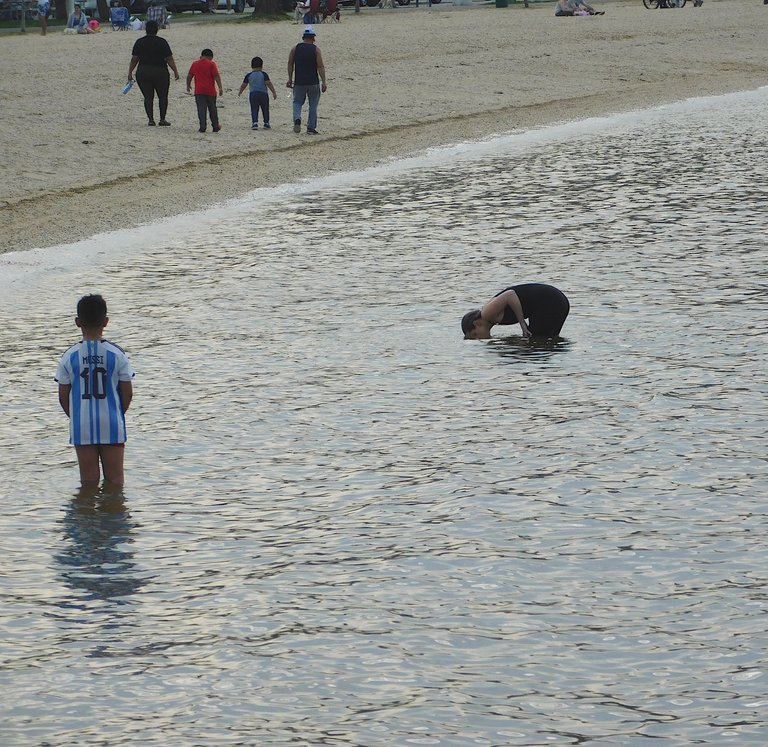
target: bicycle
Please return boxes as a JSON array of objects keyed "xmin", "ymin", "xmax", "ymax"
[{"xmin": 643, "ymin": 0, "xmax": 687, "ymax": 7}]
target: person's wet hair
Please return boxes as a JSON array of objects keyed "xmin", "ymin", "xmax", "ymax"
[
  {"xmin": 201, "ymin": 49, "xmax": 214, "ymax": 58},
  {"xmin": 461, "ymin": 309, "xmax": 482, "ymax": 337},
  {"xmin": 145, "ymin": 19, "xmax": 159, "ymax": 34},
  {"xmin": 77, "ymin": 294, "xmax": 108, "ymax": 328},
  {"xmin": 251, "ymin": 56, "xmax": 263, "ymax": 68}
]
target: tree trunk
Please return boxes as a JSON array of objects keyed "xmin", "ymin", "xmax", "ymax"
[{"xmin": 96, "ymin": 0, "xmax": 110, "ymax": 19}]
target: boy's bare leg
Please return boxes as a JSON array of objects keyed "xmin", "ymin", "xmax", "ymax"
[
  {"xmin": 74, "ymin": 445, "xmax": 102, "ymax": 485},
  {"xmin": 99, "ymin": 445, "xmax": 125, "ymax": 486}
]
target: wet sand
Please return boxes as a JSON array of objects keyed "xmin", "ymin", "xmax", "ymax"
[{"xmin": 2, "ymin": 0, "xmax": 767, "ymax": 252}]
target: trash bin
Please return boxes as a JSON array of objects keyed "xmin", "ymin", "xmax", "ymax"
[{"xmin": 495, "ymin": 0, "xmax": 508, "ymax": 7}]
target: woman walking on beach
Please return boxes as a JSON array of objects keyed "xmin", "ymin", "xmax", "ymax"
[{"xmin": 127, "ymin": 20, "xmax": 180, "ymax": 127}]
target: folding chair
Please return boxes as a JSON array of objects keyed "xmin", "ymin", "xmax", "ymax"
[
  {"xmin": 110, "ymin": 5, "xmax": 130, "ymax": 29},
  {"xmin": 322, "ymin": 0, "xmax": 340, "ymax": 22}
]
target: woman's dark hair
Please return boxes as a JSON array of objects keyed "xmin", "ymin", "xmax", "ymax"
[
  {"xmin": 77, "ymin": 294, "xmax": 108, "ymax": 328},
  {"xmin": 461, "ymin": 310, "xmax": 482, "ymax": 337},
  {"xmin": 145, "ymin": 19, "xmax": 159, "ymax": 34}
]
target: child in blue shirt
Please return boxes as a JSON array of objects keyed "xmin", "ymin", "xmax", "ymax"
[{"xmin": 237, "ymin": 56, "xmax": 278, "ymax": 130}]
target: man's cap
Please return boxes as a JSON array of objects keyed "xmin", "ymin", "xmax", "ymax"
[{"xmin": 303, "ymin": 26, "xmax": 316, "ymax": 37}]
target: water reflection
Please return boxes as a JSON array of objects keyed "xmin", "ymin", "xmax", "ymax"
[
  {"xmin": 483, "ymin": 336, "xmax": 572, "ymax": 363},
  {"xmin": 55, "ymin": 486, "xmax": 142, "ymax": 605}
]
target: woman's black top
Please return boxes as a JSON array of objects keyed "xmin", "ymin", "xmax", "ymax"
[{"xmin": 132, "ymin": 35, "xmax": 173, "ymax": 68}]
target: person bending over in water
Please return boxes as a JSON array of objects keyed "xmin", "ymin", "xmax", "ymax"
[{"xmin": 461, "ymin": 283, "xmax": 570, "ymax": 339}]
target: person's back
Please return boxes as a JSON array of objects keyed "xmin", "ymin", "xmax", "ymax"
[
  {"xmin": 293, "ymin": 42, "xmax": 319, "ymax": 86},
  {"xmin": 58, "ymin": 338, "xmax": 132, "ymax": 445},
  {"xmin": 288, "ymin": 27, "xmax": 327, "ymax": 134},
  {"xmin": 239, "ymin": 56, "xmax": 277, "ymax": 130},
  {"xmin": 187, "ymin": 49, "xmax": 223, "ymax": 133},
  {"xmin": 133, "ymin": 31, "xmax": 172, "ymax": 69},
  {"xmin": 56, "ymin": 294, "xmax": 134, "ymax": 486},
  {"xmin": 189, "ymin": 55, "xmax": 219, "ymax": 96},
  {"xmin": 247, "ymin": 69, "xmax": 268, "ymax": 94}
]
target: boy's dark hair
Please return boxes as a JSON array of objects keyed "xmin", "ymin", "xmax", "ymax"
[
  {"xmin": 145, "ymin": 19, "xmax": 159, "ymax": 35},
  {"xmin": 77, "ymin": 294, "xmax": 108, "ymax": 328},
  {"xmin": 251, "ymin": 56, "xmax": 263, "ymax": 68},
  {"xmin": 201, "ymin": 48, "xmax": 214, "ymax": 58}
]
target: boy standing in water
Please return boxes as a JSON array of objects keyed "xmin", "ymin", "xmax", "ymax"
[
  {"xmin": 238, "ymin": 56, "xmax": 278, "ymax": 130},
  {"xmin": 56, "ymin": 295, "xmax": 135, "ymax": 486},
  {"xmin": 187, "ymin": 48, "xmax": 224, "ymax": 133}
]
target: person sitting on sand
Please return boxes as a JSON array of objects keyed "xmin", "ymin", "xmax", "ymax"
[
  {"xmin": 461, "ymin": 284, "xmax": 570, "ymax": 340},
  {"xmin": 554, "ymin": 0, "xmax": 576, "ymax": 16},
  {"xmin": 572, "ymin": 0, "xmax": 604, "ymax": 14},
  {"xmin": 66, "ymin": 3, "xmax": 94, "ymax": 33},
  {"xmin": 293, "ymin": 0, "xmax": 310, "ymax": 23}
]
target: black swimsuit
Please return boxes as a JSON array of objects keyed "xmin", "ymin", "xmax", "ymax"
[{"xmin": 496, "ymin": 283, "xmax": 570, "ymax": 337}]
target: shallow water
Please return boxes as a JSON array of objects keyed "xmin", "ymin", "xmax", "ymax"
[{"xmin": 0, "ymin": 90, "xmax": 767, "ymax": 745}]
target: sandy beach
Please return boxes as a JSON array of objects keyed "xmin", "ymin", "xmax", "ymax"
[{"xmin": 1, "ymin": 0, "xmax": 767, "ymax": 253}]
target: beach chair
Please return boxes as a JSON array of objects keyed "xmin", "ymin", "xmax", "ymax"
[
  {"xmin": 322, "ymin": 0, "xmax": 340, "ymax": 22},
  {"xmin": 110, "ymin": 5, "xmax": 130, "ymax": 29}
]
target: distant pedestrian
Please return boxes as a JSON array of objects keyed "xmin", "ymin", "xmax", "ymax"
[
  {"xmin": 187, "ymin": 48, "xmax": 224, "ymax": 133},
  {"xmin": 37, "ymin": 0, "xmax": 50, "ymax": 34},
  {"xmin": 127, "ymin": 20, "xmax": 180, "ymax": 127},
  {"xmin": 287, "ymin": 26, "xmax": 327, "ymax": 135},
  {"xmin": 238, "ymin": 56, "xmax": 278, "ymax": 130}
]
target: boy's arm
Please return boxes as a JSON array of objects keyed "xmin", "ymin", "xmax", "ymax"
[
  {"xmin": 186, "ymin": 71, "xmax": 194, "ymax": 93},
  {"xmin": 238, "ymin": 81, "xmax": 247, "ymax": 96},
  {"xmin": 58, "ymin": 384, "xmax": 71, "ymax": 417},
  {"xmin": 118, "ymin": 381, "xmax": 133, "ymax": 413},
  {"xmin": 267, "ymin": 81, "xmax": 277, "ymax": 99},
  {"xmin": 215, "ymin": 72, "xmax": 223, "ymax": 96}
]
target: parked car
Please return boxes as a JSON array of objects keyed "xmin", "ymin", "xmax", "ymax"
[
  {"xmin": 166, "ymin": 0, "xmax": 209, "ymax": 12},
  {"xmin": 82, "ymin": 0, "xmax": 150, "ymax": 17},
  {"xmin": 215, "ymin": 0, "xmax": 255, "ymax": 11},
  {"xmin": 83, "ymin": 0, "xmax": 209, "ymax": 16},
  {"xmin": 213, "ymin": 0, "xmax": 254, "ymax": 12}
]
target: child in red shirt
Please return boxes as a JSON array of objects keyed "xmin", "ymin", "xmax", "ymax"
[{"xmin": 186, "ymin": 48, "xmax": 224, "ymax": 133}]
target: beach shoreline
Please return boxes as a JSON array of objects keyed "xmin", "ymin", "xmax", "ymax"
[{"xmin": 2, "ymin": 0, "xmax": 767, "ymax": 253}]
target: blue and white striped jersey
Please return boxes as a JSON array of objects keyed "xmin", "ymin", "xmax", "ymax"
[{"xmin": 55, "ymin": 339, "xmax": 135, "ymax": 446}]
